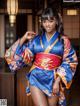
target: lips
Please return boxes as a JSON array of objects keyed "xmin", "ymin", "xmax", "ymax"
[
  {"xmin": 46, "ymin": 28, "xmax": 51, "ymax": 29},
  {"xmin": 46, "ymin": 27, "xmax": 51, "ymax": 29},
  {"xmin": 46, "ymin": 28, "xmax": 52, "ymax": 31}
]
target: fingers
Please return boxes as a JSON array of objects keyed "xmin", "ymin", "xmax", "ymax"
[
  {"xmin": 26, "ymin": 31, "xmax": 36, "ymax": 36},
  {"xmin": 24, "ymin": 31, "xmax": 36, "ymax": 40},
  {"xmin": 52, "ymin": 88, "xmax": 59, "ymax": 96},
  {"xmin": 53, "ymin": 88, "xmax": 59, "ymax": 94},
  {"xmin": 52, "ymin": 92, "xmax": 60, "ymax": 96},
  {"xmin": 29, "ymin": 32, "xmax": 36, "ymax": 35},
  {"xmin": 52, "ymin": 82, "xmax": 60, "ymax": 96}
]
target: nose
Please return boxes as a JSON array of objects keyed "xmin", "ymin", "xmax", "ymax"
[{"xmin": 45, "ymin": 21, "xmax": 50, "ymax": 26}]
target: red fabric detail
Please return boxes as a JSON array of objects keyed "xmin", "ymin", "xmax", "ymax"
[{"xmin": 34, "ymin": 53, "xmax": 62, "ymax": 70}]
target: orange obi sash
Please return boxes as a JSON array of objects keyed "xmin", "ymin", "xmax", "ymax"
[{"xmin": 34, "ymin": 53, "xmax": 62, "ymax": 70}]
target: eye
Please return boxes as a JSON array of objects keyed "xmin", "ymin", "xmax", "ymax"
[{"xmin": 42, "ymin": 20, "xmax": 46, "ymax": 23}]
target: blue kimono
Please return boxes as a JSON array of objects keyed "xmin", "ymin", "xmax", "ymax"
[{"xmin": 5, "ymin": 32, "xmax": 78, "ymax": 106}]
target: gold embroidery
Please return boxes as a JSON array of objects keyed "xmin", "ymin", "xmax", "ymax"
[
  {"xmin": 40, "ymin": 58, "xmax": 50, "ymax": 69},
  {"xmin": 44, "ymin": 39, "xmax": 58, "ymax": 53},
  {"xmin": 40, "ymin": 36, "xmax": 58, "ymax": 53}
]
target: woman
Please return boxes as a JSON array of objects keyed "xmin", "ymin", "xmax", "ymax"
[{"xmin": 5, "ymin": 8, "xmax": 78, "ymax": 106}]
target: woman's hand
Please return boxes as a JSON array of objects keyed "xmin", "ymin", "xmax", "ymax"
[
  {"xmin": 20, "ymin": 31, "xmax": 36, "ymax": 46},
  {"xmin": 52, "ymin": 77, "xmax": 61, "ymax": 95},
  {"xmin": 24, "ymin": 31, "xmax": 36, "ymax": 40}
]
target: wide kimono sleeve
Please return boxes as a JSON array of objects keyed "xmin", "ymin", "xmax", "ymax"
[
  {"xmin": 5, "ymin": 39, "xmax": 34, "ymax": 72},
  {"xmin": 56, "ymin": 36, "xmax": 78, "ymax": 89}
]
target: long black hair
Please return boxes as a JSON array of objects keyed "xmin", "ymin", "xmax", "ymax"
[{"xmin": 39, "ymin": 8, "xmax": 64, "ymax": 36}]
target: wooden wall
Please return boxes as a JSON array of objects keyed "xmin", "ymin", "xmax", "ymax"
[
  {"xmin": 0, "ymin": 67, "xmax": 35, "ymax": 106},
  {"xmin": 16, "ymin": 67, "xmax": 34, "ymax": 106},
  {"xmin": 63, "ymin": 9, "xmax": 80, "ymax": 39},
  {"xmin": 0, "ymin": 73, "xmax": 15, "ymax": 106}
]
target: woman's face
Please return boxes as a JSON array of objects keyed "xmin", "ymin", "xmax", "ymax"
[{"xmin": 42, "ymin": 17, "xmax": 57, "ymax": 33}]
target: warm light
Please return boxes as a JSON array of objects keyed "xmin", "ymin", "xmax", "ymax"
[
  {"xmin": 7, "ymin": 0, "xmax": 18, "ymax": 26},
  {"xmin": 9, "ymin": 15, "xmax": 16, "ymax": 26},
  {"xmin": 67, "ymin": 9, "xmax": 78, "ymax": 15},
  {"xmin": 7, "ymin": 0, "xmax": 18, "ymax": 15},
  {"xmin": 63, "ymin": 0, "xmax": 74, "ymax": 2},
  {"xmin": 63, "ymin": 0, "xmax": 80, "ymax": 2},
  {"xmin": 39, "ymin": 17, "xmax": 41, "ymax": 23}
]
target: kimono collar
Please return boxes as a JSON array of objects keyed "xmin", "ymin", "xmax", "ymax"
[{"xmin": 41, "ymin": 31, "xmax": 60, "ymax": 50}]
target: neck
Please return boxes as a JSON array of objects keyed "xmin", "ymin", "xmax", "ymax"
[{"xmin": 46, "ymin": 31, "xmax": 56, "ymax": 40}]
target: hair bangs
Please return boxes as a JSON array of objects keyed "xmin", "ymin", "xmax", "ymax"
[
  {"xmin": 41, "ymin": 14, "xmax": 54, "ymax": 21},
  {"xmin": 41, "ymin": 8, "xmax": 55, "ymax": 21}
]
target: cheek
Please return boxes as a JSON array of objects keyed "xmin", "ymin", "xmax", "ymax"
[{"xmin": 51, "ymin": 23, "xmax": 56, "ymax": 28}]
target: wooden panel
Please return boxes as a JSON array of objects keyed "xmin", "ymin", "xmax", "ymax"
[
  {"xmin": 16, "ymin": 67, "xmax": 34, "ymax": 106},
  {"xmin": 0, "ymin": 73, "xmax": 15, "ymax": 106},
  {"xmin": 63, "ymin": 9, "xmax": 80, "ymax": 38}
]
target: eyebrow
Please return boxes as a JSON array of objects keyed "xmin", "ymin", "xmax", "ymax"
[{"xmin": 42, "ymin": 17, "xmax": 55, "ymax": 21}]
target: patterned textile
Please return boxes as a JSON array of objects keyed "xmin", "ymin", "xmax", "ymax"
[
  {"xmin": 5, "ymin": 32, "xmax": 78, "ymax": 106},
  {"xmin": 34, "ymin": 53, "xmax": 62, "ymax": 70}
]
